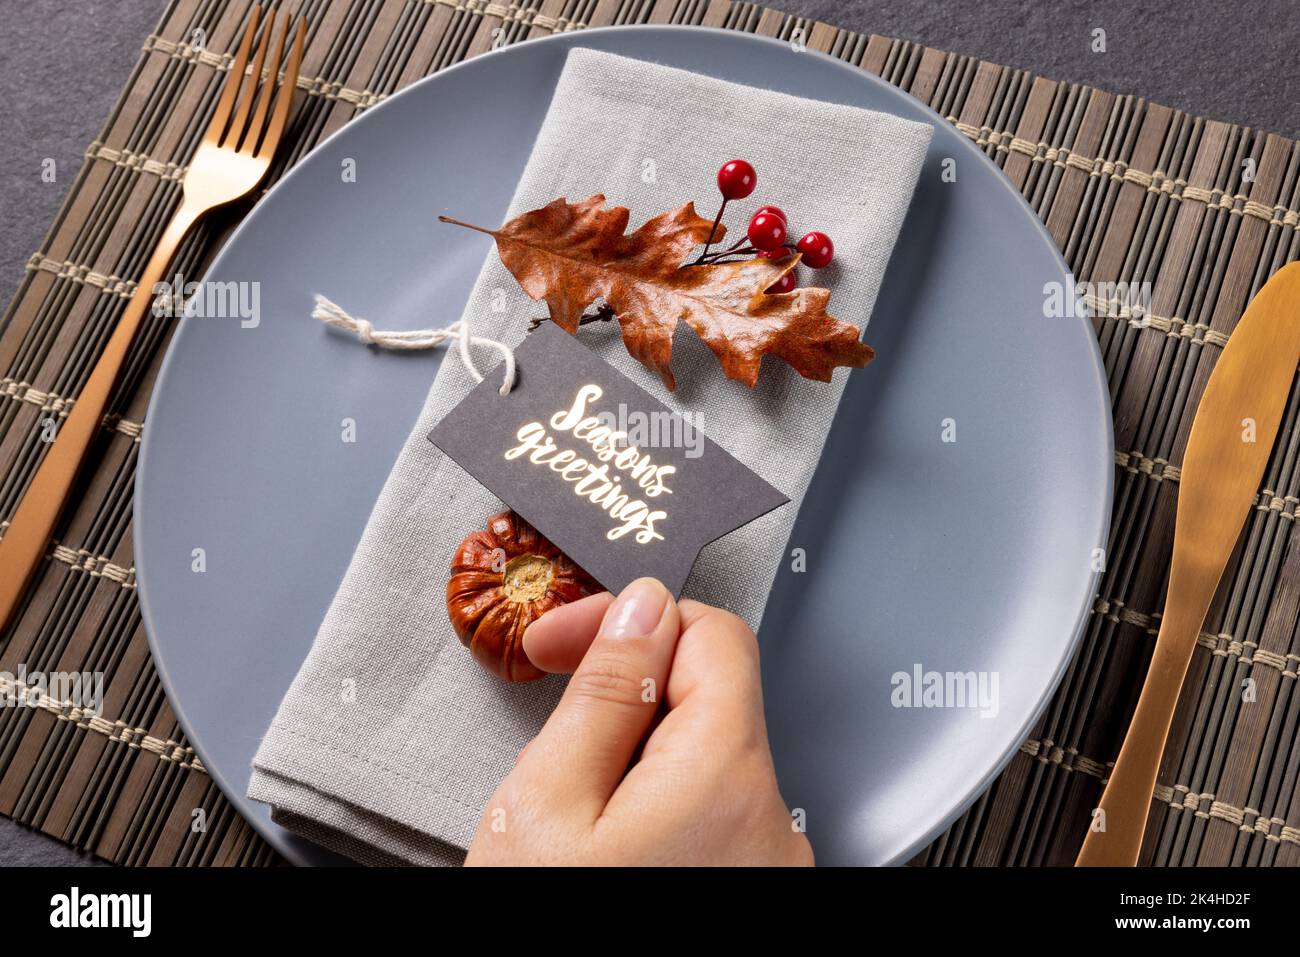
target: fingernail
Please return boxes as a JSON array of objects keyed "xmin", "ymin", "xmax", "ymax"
[{"xmin": 600, "ymin": 578, "xmax": 667, "ymax": 639}]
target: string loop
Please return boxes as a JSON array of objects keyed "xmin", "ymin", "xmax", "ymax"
[{"xmin": 311, "ymin": 294, "xmax": 517, "ymax": 395}]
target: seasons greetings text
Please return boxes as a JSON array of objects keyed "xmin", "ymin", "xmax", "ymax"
[{"xmin": 504, "ymin": 384, "xmax": 675, "ymax": 544}]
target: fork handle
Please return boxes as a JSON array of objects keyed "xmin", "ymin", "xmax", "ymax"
[
  {"xmin": 1075, "ymin": 593, "xmax": 1210, "ymax": 866},
  {"xmin": 0, "ymin": 200, "xmax": 201, "ymax": 632}
]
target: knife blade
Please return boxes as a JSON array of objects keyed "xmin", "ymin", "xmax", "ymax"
[{"xmin": 1076, "ymin": 261, "xmax": 1300, "ymax": 866}]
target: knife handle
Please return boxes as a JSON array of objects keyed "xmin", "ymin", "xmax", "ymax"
[{"xmin": 1075, "ymin": 575, "xmax": 1216, "ymax": 866}]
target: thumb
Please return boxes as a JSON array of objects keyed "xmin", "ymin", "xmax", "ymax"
[{"xmin": 518, "ymin": 577, "xmax": 680, "ymax": 815}]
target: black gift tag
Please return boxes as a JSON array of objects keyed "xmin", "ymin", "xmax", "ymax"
[{"xmin": 428, "ymin": 323, "xmax": 789, "ymax": 597}]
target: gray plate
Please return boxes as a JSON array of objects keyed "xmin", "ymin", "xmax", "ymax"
[{"xmin": 136, "ymin": 26, "xmax": 1112, "ymax": 867}]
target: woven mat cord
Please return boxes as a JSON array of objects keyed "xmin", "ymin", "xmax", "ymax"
[{"xmin": 2, "ymin": 0, "xmax": 1300, "ymax": 867}]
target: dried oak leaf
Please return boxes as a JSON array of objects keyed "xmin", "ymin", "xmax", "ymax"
[{"xmin": 443, "ymin": 194, "xmax": 874, "ymax": 390}]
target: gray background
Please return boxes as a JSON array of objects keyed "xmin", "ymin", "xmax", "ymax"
[{"xmin": 0, "ymin": 0, "xmax": 1294, "ymax": 866}]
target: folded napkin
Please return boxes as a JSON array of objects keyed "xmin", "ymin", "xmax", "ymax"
[{"xmin": 249, "ymin": 47, "xmax": 932, "ymax": 865}]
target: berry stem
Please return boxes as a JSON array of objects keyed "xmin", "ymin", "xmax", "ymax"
[
  {"xmin": 527, "ymin": 304, "xmax": 617, "ymax": 332},
  {"xmin": 692, "ymin": 245, "xmax": 761, "ymax": 264},
  {"xmin": 695, "ymin": 198, "xmax": 728, "ymax": 264}
]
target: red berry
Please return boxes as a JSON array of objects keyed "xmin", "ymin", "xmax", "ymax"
[
  {"xmin": 753, "ymin": 204, "xmax": 787, "ymax": 224},
  {"xmin": 747, "ymin": 212, "xmax": 786, "ymax": 252},
  {"xmin": 796, "ymin": 231, "xmax": 834, "ymax": 269},
  {"xmin": 759, "ymin": 245, "xmax": 792, "ymax": 259},
  {"xmin": 766, "ymin": 271, "xmax": 797, "ymax": 294},
  {"xmin": 717, "ymin": 160, "xmax": 756, "ymax": 200}
]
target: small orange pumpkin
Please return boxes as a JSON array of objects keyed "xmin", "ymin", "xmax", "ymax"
[{"xmin": 447, "ymin": 510, "xmax": 600, "ymax": 681}]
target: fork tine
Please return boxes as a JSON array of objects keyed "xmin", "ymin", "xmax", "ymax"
[
  {"xmin": 204, "ymin": 5, "xmax": 261, "ymax": 144},
  {"xmin": 256, "ymin": 16, "xmax": 306, "ymax": 160},
  {"xmin": 241, "ymin": 11, "xmax": 290, "ymax": 155},
  {"xmin": 227, "ymin": 10, "xmax": 274, "ymax": 149}
]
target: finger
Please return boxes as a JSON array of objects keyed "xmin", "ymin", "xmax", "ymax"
[
  {"xmin": 518, "ymin": 577, "xmax": 681, "ymax": 814},
  {"xmin": 664, "ymin": 599, "xmax": 764, "ymax": 721},
  {"xmin": 601, "ymin": 600, "xmax": 777, "ymax": 831},
  {"xmin": 522, "ymin": 591, "xmax": 615, "ymax": 673}
]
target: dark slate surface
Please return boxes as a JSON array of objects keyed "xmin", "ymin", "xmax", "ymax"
[{"xmin": 0, "ymin": 0, "xmax": 1293, "ymax": 866}]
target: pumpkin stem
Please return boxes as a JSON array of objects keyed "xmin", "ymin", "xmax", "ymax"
[{"xmin": 502, "ymin": 554, "xmax": 553, "ymax": 603}]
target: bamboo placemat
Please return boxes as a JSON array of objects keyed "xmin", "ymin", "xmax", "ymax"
[{"xmin": 2, "ymin": 0, "xmax": 1298, "ymax": 868}]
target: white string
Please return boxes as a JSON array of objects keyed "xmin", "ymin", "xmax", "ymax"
[{"xmin": 311, "ymin": 294, "xmax": 517, "ymax": 395}]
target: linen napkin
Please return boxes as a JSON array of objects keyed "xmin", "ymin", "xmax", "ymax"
[{"xmin": 248, "ymin": 47, "xmax": 932, "ymax": 866}]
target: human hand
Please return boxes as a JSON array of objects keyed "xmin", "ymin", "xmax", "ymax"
[{"xmin": 464, "ymin": 577, "xmax": 813, "ymax": 866}]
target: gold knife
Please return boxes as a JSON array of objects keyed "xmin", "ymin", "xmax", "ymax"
[{"xmin": 1076, "ymin": 261, "xmax": 1300, "ymax": 866}]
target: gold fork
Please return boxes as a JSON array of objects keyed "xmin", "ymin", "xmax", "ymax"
[{"xmin": 0, "ymin": 6, "xmax": 305, "ymax": 631}]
